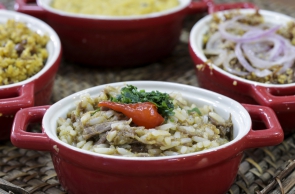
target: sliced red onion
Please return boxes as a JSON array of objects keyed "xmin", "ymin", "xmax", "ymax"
[
  {"xmin": 218, "ymin": 17, "xmax": 281, "ymax": 43},
  {"xmin": 205, "ymin": 31, "xmax": 223, "ymax": 51},
  {"xmin": 242, "ymin": 34, "xmax": 295, "ymax": 69},
  {"xmin": 234, "ymin": 42, "xmax": 255, "ymax": 72},
  {"xmin": 246, "ymin": 41, "xmax": 272, "ymax": 53},
  {"xmin": 204, "ymin": 13, "xmax": 295, "ymax": 78},
  {"xmin": 212, "ymin": 50, "xmax": 227, "ymax": 66},
  {"xmin": 222, "ymin": 51, "xmax": 248, "ymax": 76},
  {"xmin": 235, "ymin": 42, "xmax": 272, "ymax": 77}
]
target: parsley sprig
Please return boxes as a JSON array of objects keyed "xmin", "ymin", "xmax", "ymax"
[{"xmin": 110, "ymin": 85, "xmax": 174, "ymax": 118}]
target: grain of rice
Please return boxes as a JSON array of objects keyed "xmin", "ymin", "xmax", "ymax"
[
  {"xmin": 180, "ymin": 138, "xmax": 192, "ymax": 144},
  {"xmin": 116, "ymin": 148, "xmax": 134, "ymax": 156},
  {"xmin": 107, "ymin": 131, "xmax": 117, "ymax": 142},
  {"xmin": 202, "ymin": 140, "xmax": 211, "ymax": 148},
  {"xmin": 160, "ymin": 141, "xmax": 180, "ymax": 150},
  {"xmin": 205, "ymin": 127, "xmax": 214, "ymax": 136},
  {"xmin": 148, "ymin": 149, "xmax": 162, "ymax": 156},
  {"xmin": 209, "ymin": 112, "xmax": 225, "ymax": 124},
  {"xmin": 197, "ymin": 142, "xmax": 203, "ymax": 149},
  {"xmin": 180, "ymin": 146, "xmax": 188, "ymax": 154},
  {"xmin": 94, "ymin": 144, "xmax": 109, "ymax": 148},
  {"xmin": 77, "ymin": 140, "xmax": 86, "ymax": 148},
  {"xmin": 174, "ymin": 131, "xmax": 181, "ymax": 139},
  {"xmin": 151, "ymin": 130, "xmax": 170, "ymax": 137},
  {"xmin": 163, "ymin": 151, "xmax": 179, "ymax": 156},
  {"xmin": 94, "ymin": 147, "xmax": 116, "ymax": 155},
  {"xmin": 82, "ymin": 141, "xmax": 93, "ymax": 150},
  {"xmin": 192, "ymin": 136, "xmax": 207, "ymax": 143},
  {"xmin": 88, "ymin": 116, "xmax": 106, "ymax": 126}
]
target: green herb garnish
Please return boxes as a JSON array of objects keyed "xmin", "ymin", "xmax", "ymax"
[
  {"xmin": 91, "ymin": 108, "xmax": 101, "ymax": 116},
  {"xmin": 111, "ymin": 85, "xmax": 174, "ymax": 118},
  {"xmin": 188, "ymin": 107, "xmax": 202, "ymax": 116}
]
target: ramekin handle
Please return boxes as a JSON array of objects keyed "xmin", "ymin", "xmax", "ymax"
[
  {"xmin": 242, "ymin": 104, "xmax": 284, "ymax": 149},
  {"xmin": 208, "ymin": 2, "xmax": 257, "ymax": 14},
  {"xmin": 186, "ymin": 0, "xmax": 212, "ymax": 14},
  {"xmin": 0, "ymin": 3, "xmax": 6, "ymax": 9},
  {"xmin": 11, "ymin": 105, "xmax": 52, "ymax": 151},
  {"xmin": 0, "ymin": 82, "xmax": 35, "ymax": 114},
  {"xmin": 14, "ymin": 0, "xmax": 46, "ymax": 21},
  {"xmin": 250, "ymin": 85, "xmax": 295, "ymax": 112}
]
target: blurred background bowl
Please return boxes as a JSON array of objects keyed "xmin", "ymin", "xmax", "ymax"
[
  {"xmin": 15, "ymin": 0, "xmax": 210, "ymax": 67},
  {"xmin": 11, "ymin": 81, "xmax": 283, "ymax": 194},
  {"xmin": 0, "ymin": 9, "xmax": 61, "ymax": 140},
  {"xmin": 189, "ymin": 8, "xmax": 295, "ymax": 135}
]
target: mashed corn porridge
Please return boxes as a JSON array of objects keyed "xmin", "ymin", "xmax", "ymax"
[
  {"xmin": 0, "ymin": 20, "xmax": 49, "ymax": 85},
  {"xmin": 51, "ymin": 0, "xmax": 179, "ymax": 16}
]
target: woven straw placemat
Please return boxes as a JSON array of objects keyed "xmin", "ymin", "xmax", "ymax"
[{"xmin": 1, "ymin": 0, "xmax": 295, "ymax": 193}]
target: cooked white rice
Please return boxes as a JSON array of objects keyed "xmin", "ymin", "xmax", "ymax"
[{"xmin": 57, "ymin": 85, "xmax": 233, "ymax": 157}]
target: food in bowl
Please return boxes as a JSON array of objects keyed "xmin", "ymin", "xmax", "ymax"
[
  {"xmin": 51, "ymin": 0, "xmax": 179, "ymax": 16},
  {"xmin": 202, "ymin": 10, "xmax": 295, "ymax": 84},
  {"xmin": 15, "ymin": 0, "xmax": 208, "ymax": 67},
  {"xmin": 57, "ymin": 84, "xmax": 233, "ymax": 157},
  {"xmin": 11, "ymin": 81, "xmax": 283, "ymax": 194},
  {"xmin": 189, "ymin": 9, "xmax": 295, "ymax": 133},
  {"xmin": 0, "ymin": 20, "xmax": 49, "ymax": 85},
  {"xmin": 0, "ymin": 9, "xmax": 61, "ymax": 140}
]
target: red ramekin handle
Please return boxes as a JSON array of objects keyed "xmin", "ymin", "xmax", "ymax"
[
  {"xmin": 242, "ymin": 104, "xmax": 284, "ymax": 150},
  {"xmin": 250, "ymin": 85, "xmax": 295, "ymax": 112},
  {"xmin": 14, "ymin": 0, "xmax": 46, "ymax": 21},
  {"xmin": 0, "ymin": 82, "xmax": 35, "ymax": 114},
  {"xmin": 186, "ymin": 0, "xmax": 213, "ymax": 14},
  {"xmin": 11, "ymin": 105, "xmax": 52, "ymax": 151},
  {"xmin": 0, "ymin": 3, "xmax": 6, "ymax": 9},
  {"xmin": 208, "ymin": 2, "xmax": 257, "ymax": 14}
]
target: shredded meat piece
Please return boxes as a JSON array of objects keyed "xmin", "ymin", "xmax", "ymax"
[
  {"xmin": 94, "ymin": 133, "xmax": 107, "ymax": 145},
  {"xmin": 83, "ymin": 120, "xmax": 127, "ymax": 140}
]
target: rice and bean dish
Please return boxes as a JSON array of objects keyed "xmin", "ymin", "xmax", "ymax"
[
  {"xmin": 57, "ymin": 85, "xmax": 233, "ymax": 157},
  {"xmin": 51, "ymin": 0, "xmax": 179, "ymax": 16},
  {"xmin": 0, "ymin": 20, "xmax": 49, "ymax": 85},
  {"xmin": 203, "ymin": 10, "xmax": 295, "ymax": 84}
]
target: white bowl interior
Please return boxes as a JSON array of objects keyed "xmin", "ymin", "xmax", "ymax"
[
  {"xmin": 43, "ymin": 81, "xmax": 251, "ymax": 160},
  {"xmin": 0, "ymin": 10, "xmax": 61, "ymax": 89},
  {"xmin": 189, "ymin": 9, "xmax": 295, "ymax": 88},
  {"xmin": 37, "ymin": 0, "xmax": 190, "ymax": 20}
]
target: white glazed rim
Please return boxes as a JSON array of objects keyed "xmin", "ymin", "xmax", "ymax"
[
  {"xmin": 43, "ymin": 81, "xmax": 251, "ymax": 161},
  {"xmin": 37, "ymin": 0, "xmax": 190, "ymax": 20},
  {"xmin": 189, "ymin": 9, "xmax": 295, "ymax": 88},
  {"xmin": 0, "ymin": 10, "xmax": 61, "ymax": 89}
]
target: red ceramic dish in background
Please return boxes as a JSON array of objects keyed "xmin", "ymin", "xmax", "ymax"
[
  {"xmin": 0, "ymin": 10, "xmax": 61, "ymax": 140},
  {"xmin": 189, "ymin": 8, "xmax": 295, "ymax": 135},
  {"xmin": 15, "ymin": 0, "xmax": 211, "ymax": 67},
  {"xmin": 11, "ymin": 81, "xmax": 283, "ymax": 194}
]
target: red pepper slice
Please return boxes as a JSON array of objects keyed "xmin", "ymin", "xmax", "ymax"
[{"xmin": 98, "ymin": 101, "xmax": 164, "ymax": 129}]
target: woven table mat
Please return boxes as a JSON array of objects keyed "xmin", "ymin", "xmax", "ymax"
[{"xmin": 1, "ymin": 0, "xmax": 295, "ymax": 193}]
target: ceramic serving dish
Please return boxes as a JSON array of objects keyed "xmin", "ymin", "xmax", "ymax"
[
  {"xmin": 189, "ymin": 8, "xmax": 295, "ymax": 135},
  {"xmin": 14, "ymin": 0, "xmax": 211, "ymax": 67},
  {"xmin": 0, "ymin": 9, "xmax": 61, "ymax": 140},
  {"xmin": 11, "ymin": 81, "xmax": 283, "ymax": 194}
]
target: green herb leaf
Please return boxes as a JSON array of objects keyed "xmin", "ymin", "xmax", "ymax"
[
  {"xmin": 91, "ymin": 108, "xmax": 101, "ymax": 116},
  {"xmin": 111, "ymin": 85, "xmax": 174, "ymax": 118},
  {"xmin": 188, "ymin": 107, "xmax": 202, "ymax": 116}
]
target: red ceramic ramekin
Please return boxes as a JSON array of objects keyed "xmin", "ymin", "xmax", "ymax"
[
  {"xmin": 0, "ymin": 10, "xmax": 61, "ymax": 140},
  {"xmin": 14, "ymin": 0, "xmax": 212, "ymax": 67},
  {"xmin": 11, "ymin": 81, "xmax": 283, "ymax": 194},
  {"xmin": 189, "ymin": 8, "xmax": 295, "ymax": 135}
]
